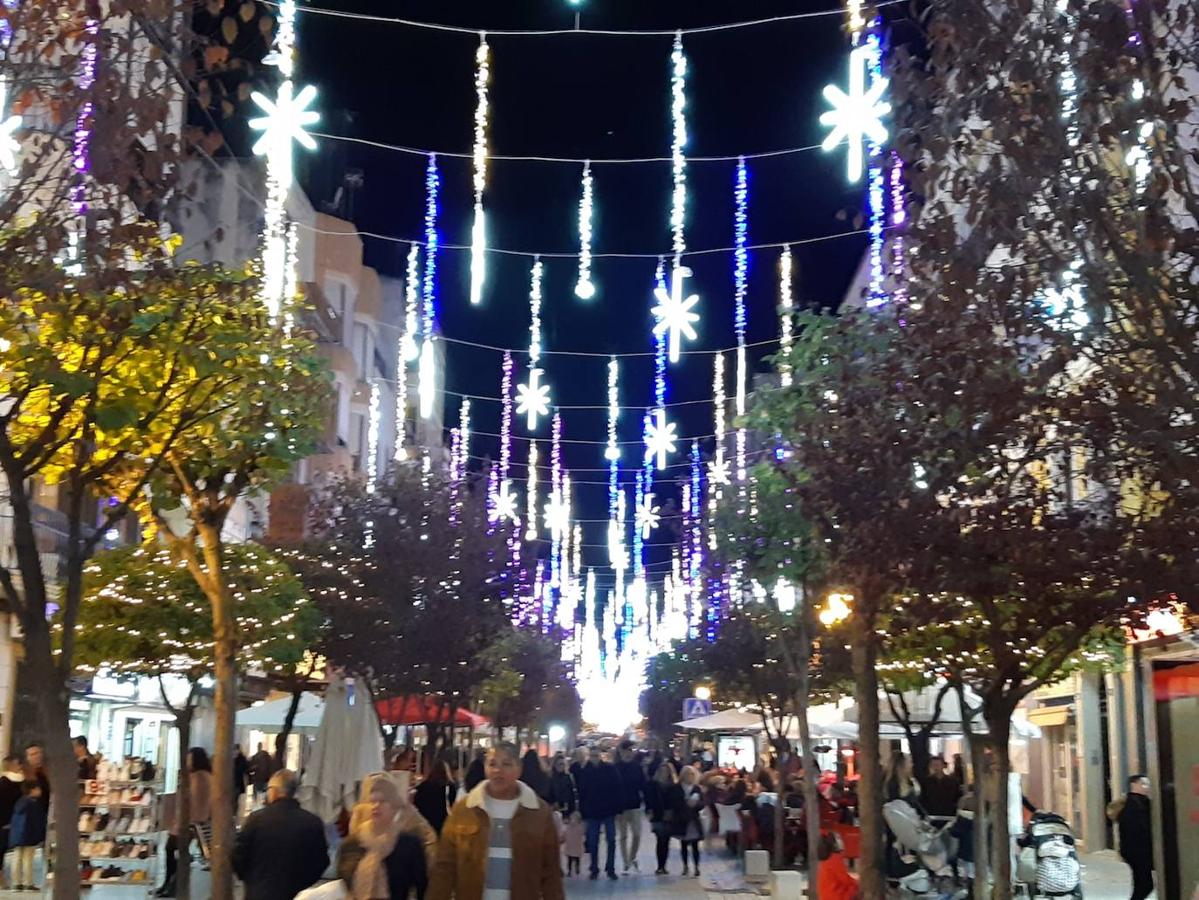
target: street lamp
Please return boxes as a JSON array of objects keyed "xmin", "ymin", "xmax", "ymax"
[
  {"xmin": 548, "ymin": 724, "xmax": 567, "ymax": 746},
  {"xmin": 819, "ymin": 591, "xmax": 853, "ymax": 626},
  {"xmin": 694, "ymin": 685, "xmax": 712, "ymax": 702},
  {"xmin": 566, "ymin": 0, "xmax": 584, "ymax": 29}
]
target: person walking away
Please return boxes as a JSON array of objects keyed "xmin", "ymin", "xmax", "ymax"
[
  {"xmin": 548, "ymin": 756, "xmax": 577, "ymax": 818},
  {"xmin": 568, "ymin": 747, "xmax": 588, "ymax": 780},
  {"xmin": 233, "ymin": 746, "xmax": 250, "ymax": 815},
  {"xmin": 463, "ymin": 750, "xmax": 486, "ymax": 794},
  {"xmin": 520, "ymin": 750, "xmax": 553, "ymax": 804},
  {"xmin": 414, "ymin": 762, "xmax": 456, "ymax": 836},
  {"xmin": 157, "ymin": 747, "xmax": 213, "ymax": 897},
  {"xmin": 0, "ymin": 755, "xmax": 24, "ymax": 889},
  {"xmin": 563, "ymin": 811, "xmax": 585, "ymax": 877},
  {"xmin": 9, "ymin": 781, "xmax": 47, "ymax": 892},
  {"xmin": 577, "ymin": 748, "xmax": 623, "ymax": 881},
  {"xmin": 677, "ymin": 766, "xmax": 704, "ymax": 877},
  {"xmin": 249, "ymin": 743, "xmax": 274, "ymax": 805},
  {"xmin": 918, "ymin": 757, "xmax": 961, "ymax": 820},
  {"xmin": 428, "ymin": 742, "xmax": 564, "ymax": 900},
  {"xmin": 233, "ymin": 769, "xmax": 328, "ymax": 899},
  {"xmin": 73, "ymin": 736, "xmax": 98, "ymax": 780},
  {"xmin": 339, "ymin": 772, "xmax": 429, "ymax": 900},
  {"xmin": 817, "ymin": 832, "xmax": 860, "ymax": 900},
  {"xmin": 645, "ymin": 762, "xmax": 683, "ymax": 876},
  {"xmin": 614, "ymin": 741, "xmax": 645, "ymax": 873},
  {"xmin": 21, "ymin": 746, "xmax": 49, "ymax": 814},
  {"xmin": 1116, "ymin": 774, "xmax": 1154, "ymax": 900}
]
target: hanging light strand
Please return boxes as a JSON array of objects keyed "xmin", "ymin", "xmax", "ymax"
[
  {"xmin": 419, "ymin": 154, "xmax": 440, "ymax": 418},
  {"xmin": 889, "ymin": 152, "xmax": 906, "ymax": 306},
  {"xmin": 669, "ymin": 31, "xmax": 688, "ymax": 266},
  {"xmin": 575, "ymin": 160, "xmax": 596, "ymax": 299},
  {"xmin": 469, "ymin": 34, "xmax": 491, "ymax": 305},
  {"xmin": 865, "ymin": 27, "xmax": 887, "ymax": 306},
  {"xmin": 525, "ymin": 440, "xmax": 539, "ymax": 542},
  {"xmin": 395, "ymin": 244, "xmax": 420, "ymax": 460},
  {"xmin": 779, "ymin": 246, "xmax": 794, "ymax": 387},
  {"xmin": 366, "ymin": 381, "xmax": 381, "ymax": 492}
]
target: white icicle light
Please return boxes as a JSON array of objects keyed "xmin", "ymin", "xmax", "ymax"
[
  {"xmin": 820, "ymin": 45, "xmax": 890, "ymax": 183},
  {"xmin": 469, "ymin": 34, "xmax": 491, "ymax": 305},
  {"xmin": 458, "ymin": 397, "xmax": 472, "ymax": 476},
  {"xmin": 652, "ymin": 264, "xmax": 700, "ymax": 364},
  {"xmin": 670, "ymin": 31, "xmax": 688, "ymax": 259},
  {"xmin": 779, "ymin": 246, "xmax": 794, "ymax": 388},
  {"xmin": 605, "ymin": 357, "xmax": 619, "ymax": 462},
  {"xmin": 575, "ymin": 160, "xmax": 596, "ymax": 299},
  {"xmin": 525, "ymin": 441, "xmax": 539, "ymax": 541},
  {"xmin": 401, "ymin": 243, "xmax": 420, "ymax": 362},
  {"xmin": 366, "ymin": 380, "xmax": 381, "ymax": 493},
  {"xmin": 419, "ymin": 337, "xmax": 436, "ymax": 419},
  {"xmin": 517, "ymin": 258, "xmax": 551, "ymax": 429},
  {"xmin": 710, "ymin": 352, "xmax": 729, "ymax": 487}
]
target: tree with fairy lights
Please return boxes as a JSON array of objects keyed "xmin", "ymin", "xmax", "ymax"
[
  {"xmin": 292, "ymin": 463, "xmax": 535, "ymax": 749},
  {"xmin": 67, "ymin": 543, "xmax": 319, "ymax": 900},
  {"xmin": 478, "ymin": 627, "xmax": 579, "ymax": 746}
]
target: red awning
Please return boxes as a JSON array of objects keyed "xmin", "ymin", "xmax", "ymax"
[{"xmin": 375, "ymin": 695, "xmax": 490, "ymax": 727}]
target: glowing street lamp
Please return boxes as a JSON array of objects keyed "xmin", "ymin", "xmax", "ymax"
[
  {"xmin": 694, "ymin": 685, "xmax": 712, "ymax": 702},
  {"xmin": 819, "ymin": 592, "xmax": 853, "ymax": 626}
]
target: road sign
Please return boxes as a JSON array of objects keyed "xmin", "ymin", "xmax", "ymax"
[{"xmin": 682, "ymin": 697, "xmax": 712, "ymax": 720}]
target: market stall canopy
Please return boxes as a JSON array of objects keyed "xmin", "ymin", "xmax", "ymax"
[
  {"xmin": 375, "ymin": 695, "xmax": 490, "ymax": 727},
  {"xmin": 843, "ymin": 685, "xmax": 1042, "ymax": 739},
  {"xmin": 236, "ymin": 692, "xmax": 325, "ymax": 732},
  {"xmin": 674, "ymin": 708, "xmax": 764, "ymax": 731}
]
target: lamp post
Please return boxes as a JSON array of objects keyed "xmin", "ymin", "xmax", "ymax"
[
  {"xmin": 694, "ymin": 685, "xmax": 711, "ymax": 702},
  {"xmin": 819, "ymin": 592, "xmax": 853, "ymax": 626}
]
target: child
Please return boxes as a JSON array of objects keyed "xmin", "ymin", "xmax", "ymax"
[
  {"xmin": 817, "ymin": 831, "xmax": 859, "ymax": 900},
  {"xmin": 563, "ymin": 811, "xmax": 585, "ymax": 877},
  {"xmin": 10, "ymin": 781, "xmax": 47, "ymax": 892}
]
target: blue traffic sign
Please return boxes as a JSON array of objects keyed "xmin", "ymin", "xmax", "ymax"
[{"xmin": 682, "ymin": 697, "xmax": 712, "ymax": 720}]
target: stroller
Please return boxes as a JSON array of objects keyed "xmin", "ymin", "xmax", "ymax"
[
  {"xmin": 883, "ymin": 799, "xmax": 956, "ymax": 897},
  {"xmin": 1015, "ymin": 811, "xmax": 1082, "ymax": 899}
]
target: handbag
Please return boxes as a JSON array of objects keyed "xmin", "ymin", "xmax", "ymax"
[{"xmin": 295, "ymin": 881, "xmax": 348, "ymax": 900}]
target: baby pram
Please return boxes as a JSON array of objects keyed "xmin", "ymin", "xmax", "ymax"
[
  {"xmin": 1016, "ymin": 811, "xmax": 1082, "ymax": 898},
  {"xmin": 884, "ymin": 799, "xmax": 956, "ymax": 897}
]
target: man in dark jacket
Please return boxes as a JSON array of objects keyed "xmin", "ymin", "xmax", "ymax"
[
  {"xmin": 248, "ymin": 744, "xmax": 274, "ymax": 804},
  {"xmin": 918, "ymin": 757, "xmax": 962, "ymax": 818},
  {"xmin": 1116, "ymin": 774, "xmax": 1153, "ymax": 900},
  {"xmin": 577, "ymin": 748, "xmax": 624, "ymax": 880},
  {"xmin": 614, "ymin": 742, "xmax": 646, "ymax": 873},
  {"xmin": 232, "ymin": 769, "xmax": 328, "ymax": 900}
]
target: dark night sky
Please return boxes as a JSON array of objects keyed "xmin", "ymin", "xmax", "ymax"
[{"xmin": 295, "ymin": 0, "xmax": 890, "ymax": 577}]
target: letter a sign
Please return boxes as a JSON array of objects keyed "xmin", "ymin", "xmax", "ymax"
[{"xmin": 682, "ymin": 697, "xmax": 712, "ymax": 720}]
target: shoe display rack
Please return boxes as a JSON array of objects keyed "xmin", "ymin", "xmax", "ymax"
[{"xmin": 47, "ymin": 779, "xmax": 163, "ymax": 892}]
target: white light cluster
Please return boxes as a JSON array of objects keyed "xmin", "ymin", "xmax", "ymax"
[
  {"xmin": 669, "ymin": 31, "xmax": 688, "ymax": 259},
  {"xmin": 525, "ymin": 441, "xmax": 539, "ymax": 541},
  {"xmin": 575, "ymin": 160, "xmax": 596, "ymax": 299},
  {"xmin": 710, "ymin": 352, "xmax": 728, "ymax": 487},
  {"xmin": 0, "ymin": 79, "xmax": 22, "ymax": 174},
  {"xmin": 652, "ymin": 264, "xmax": 700, "ymax": 364},
  {"xmin": 605, "ymin": 357, "xmax": 620, "ymax": 463},
  {"xmin": 516, "ymin": 258, "xmax": 551, "ymax": 429},
  {"xmin": 419, "ymin": 154, "xmax": 439, "ymax": 420},
  {"xmin": 779, "ymin": 246, "xmax": 794, "ymax": 387},
  {"xmin": 395, "ymin": 244, "xmax": 420, "ymax": 461},
  {"xmin": 457, "ymin": 397, "xmax": 472, "ymax": 479},
  {"xmin": 644, "ymin": 407, "xmax": 678, "ymax": 472},
  {"xmin": 366, "ymin": 381, "xmax": 381, "ymax": 493},
  {"xmin": 469, "ymin": 34, "xmax": 491, "ymax": 305},
  {"xmin": 636, "ymin": 492, "xmax": 661, "ymax": 539},
  {"xmin": 820, "ymin": 45, "xmax": 890, "ymax": 183}
]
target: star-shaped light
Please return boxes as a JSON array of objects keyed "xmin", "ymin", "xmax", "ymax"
[
  {"xmin": 544, "ymin": 492, "xmax": 570, "ymax": 540},
  {"xmin": 652, "ymin": 265, "xmax": 700, "ymax": 363},
  {"xmin": 493, "ymin": 480, "xmax": 519, "ymax": 524},
  {"xmin": 708, "ymin": 459, "xmax": 731, "ymax": 487},
  {"xmin": 248, "ymin": 80, "xmax": 319, "ymax": 181},
  {"xmin": 515, "ymin": 367, "xmax": 552, "ymax": 430},
  {"xmin": 819, "ymin": 45, "xmax": 890, "ymax": 182},
  {"xmin": 644, "ymin": 408, "xmax": 678, "ymax": 471},
  {"xmin": 636, "ymin": 493, "xmax": 661, "ymax": 540},
  {"xmin": 0, "ymin": 80, "xmax": 22, "ymax": 175}
]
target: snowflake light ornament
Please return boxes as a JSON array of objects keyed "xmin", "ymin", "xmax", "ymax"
[
  {"xmin": 544, "ymin": 493, "xmax": 570, "ymax": 540},
  {"xmin": 708, "ymin": 458, "xmax": 731, "ymax": 487},
  {"xmin": 644, "ymin": 408, "xmax": 678, "ymax": 471},
  {"xmin": 636, "ymin": 493, "xmax": 661, "ymax": 539},
  {"xmin": 249, "ymin": 80, "xmax": 319, "ymax": 185},
  {"xmin": 515, "ymin": 367, "xmax": 552, "ymax": 430},
  {"xmin": 493, "ymin": 480, "xmax": 519, "ymax": 524},
  {"xmin": 0, "ymin": 80, "xmax": 22, "ymax": 175},
  {"xmin": 819, "ymin": 45, "xmax": 890, "ymax": 182},
  {"xmin": 652, "ymin": 265, "xmax": 700, "ymax": 363}
]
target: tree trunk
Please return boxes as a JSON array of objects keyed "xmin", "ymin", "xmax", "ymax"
[
  {"xmin": 958, "ymin": 684, "xmax": 989, "ymax": 900},
  {"xmin": 24, "ymin": 624, "xmax": 79, "ymax": 900},
  {"xmin": 199, "ymin": 524, "xmax": 237, "ymax": 900},
  {"xmin": 986, "ymin": 713, "xmax": 1015, "ymax": 900},
  {"xmin": 173, "ymin": 704, "xmax": 195, "ymax": 900},
  {"xmin": 793, "ymin": 620, "xmax": 821, "ymax": 898},
  {"xmin": 851, "ymin": 625, "xmax": 885, "ymax": 899},
  {"xmin": 908, "ymin": 729, "xmax": 932, "ymax": 782},
  {"xmin": 275, "ymin": 688, "xmax": 304, "ymax": 768},
  {"xmin": 773, "ymin": 794, "xmax": 785, "ymax": 868}
]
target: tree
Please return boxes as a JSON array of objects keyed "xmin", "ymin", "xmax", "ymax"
[
  {"xmin": 292, "ymin": 464, "xmax": 528, "ymax": 744},
  {"xmin": 640, "ymin": 642, "xmax": 707, "ymax": 740},
  {"xmin": 68, "ymin": 543, "xmax": 318, "ymax": 900},
  {"xmin": 479, "ymin": 628, "xmax": 575, "ymax": 744}
]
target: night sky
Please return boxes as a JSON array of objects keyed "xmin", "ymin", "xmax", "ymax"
[{"xmin": 293, "ymin": 0, "xmax": 890, "ymax": 578}]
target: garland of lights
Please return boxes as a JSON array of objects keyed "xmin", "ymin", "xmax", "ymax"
[
  {"xmin": 865, "ymin": 29, "xmax": 887, "ymax": 306},
  {"xmin": 516, "ymin": 257, "xmax": 551, "ymax": 430},
  {"xmin": 525, "ymin": 440, "xmax": 539, "ymax": 542},
  {"xmin": 669, "ymin": 31, "xmax": 687, "ymax": 264},
  {"xmin": 469, "ymin": 34, "xmax": 491, "ymax": 305},
  {"xmin": 419, "ymin": 154, "xmax": 440, "ymax": 419},
  {"xmin": 366, "ymin": 381, "xmax": 381, "ymax": 492},
  {"xmin": 395, "ymin": 244, "xmax": 421, "ymax": 461},
  {"xmin": 732, "ymin": 157, "xmax": 750, "ymax": 490},
  {"xmin": 575, "ymin": 160, "xmax": 596, "ymax": 299},
  {"xmin": 779, "ymin": 246, "xmax": 795, "ymax": 387},
  {"xmin": 70, "ymin": 18, "xmax": 99, "ymax": 215}
]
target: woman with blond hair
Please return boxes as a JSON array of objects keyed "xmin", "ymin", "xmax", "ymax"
[
  {"xmin": 678, "ymin": 766, "xmax": 705, "ymax": 877},
  {"xmin": 338, "ymin": 772, "xmax": 436, "ymax": 899}
]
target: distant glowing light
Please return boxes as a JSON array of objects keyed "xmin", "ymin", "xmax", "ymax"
[
  {"xmin": 366, "ymin": 380, "xmax": 381, "ymax": 492},
  {"xmin": 469, "ymin": 34, "xmax": 491, "ymax": 305},
  {"xmin": 820, "ymin": 45, "xmax": 890, "ymax": 182}
]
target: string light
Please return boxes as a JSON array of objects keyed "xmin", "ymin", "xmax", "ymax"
[
  {"xmin": 70, "ymin": 18, "xmax": 99, "ymax": 215},
  {"xmin": 732, "ymin": 156, "xmax": 750, "ymax": 489},
  {"xmin": 605, "ymin": 358, "xmax": 620, "ymax": 464},
  {"xmin": 575, "ymin": 160, "xmax": 596, "ymax": 299},
  {"xmin": 889, "ymin": 152, "xmax": 906, "ymax": 305},
  {"xmin": 419, "ymin": 154, "xmax": 440, "ymax": 418},
  {"xmin": 548, "ymin": 412, "xmax": 564, "ymax": 587},
  {"xmin": 652, "ymin": 265, "xmax": 700, "ymax": 364},
  {"xmin": 710, "ymin": 352, "xmax": 729, "ymax": 491},
  {"xmin": 469, "ymin": 33, "xmax": 491, "ymax": 305},
  {"xmin": 366, "ymin": 381, "xmax": 381, "ymax": 492},
  {"xmin": 499, "ymin": 351, "xmax": 514, "ymax": 482},
  {"xmin": 516, "ymin": 258, "xmax": 551, "ymax": 429},
  {"xmin": 395, "ymin": 246, "xmax": 420, "ymax": 460},
  {"xmin": 669, "ymin": 31, "xmax": 688, "ymax": 262},
  {"xmin": 778, "ymin": 246, "xmax": 794, "ymax": 387},
  {"xmin": 525, "ymin": 441, "xmax": 539, "ymax": 541},
  {"xmin": 864, "ymin": 30, "xmax": 887, "ymax": 306},
  {"xmin": 633, "ymin": 469, "xmax": 645, "ymax": 580}
]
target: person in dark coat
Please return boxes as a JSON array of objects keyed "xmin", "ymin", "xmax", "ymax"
[
  {"xmin": 520, "ymin": 749, "xmax": 553, "ymax": 803},
  {"xmin": 614, "ymin": 742, "xmax": 646, "ymax": 873},
  {"xmin": 233, "ymin": 745, "xmax": 250, "ymax": 811},
  {"xmin": 232, "ymin": 769, "xmax": 328, "ymax": 900},
  {"xmin": 10, "ymin": 781, "xmax": 47, "ymax": 891},
  {"xmin": 918, "ymin": 757, "xmax": 962, "ymax": 818},
  {"xmin": 549, "ymin": 755, "xmax": 578, "ymax": 816},
  {"xmin": 577, "ymin": 749, "xmax": 624, "ymax": 880},
  {"xmin": 248, "ymin": 743, "xmax": 274, "ymax": 802},
  {"xmin": 74, "ymin": 736, "xmax": 98, "ymax": 780},
  {"xmin": 413, "ymin": 761, "xmax": 457, "ymax": 835},
  {"xmin": 463, "ymin": 749, "xmax": 486, "ymax": 793},
  {"xmin": 338, "ymin": 773, "xmax": 429, "ymax": 900},
  {"xmin": 644, "ymin": 762, "xmax": 683, "ymax": 875},
  {"xmin": 0, "ymin": 755, "xmax": 24, "ymax": 888},
  {"xmin": 1116, "ymin": 774, "xmax": 1153, "ymax": 900}
]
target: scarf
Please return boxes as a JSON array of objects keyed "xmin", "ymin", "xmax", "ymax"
[{"xmin": 351, "ymin": 818, "xmax": 401, "ymax": 900}]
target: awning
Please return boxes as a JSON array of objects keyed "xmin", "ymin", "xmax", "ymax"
[
  {"xmin": 1027, "ymin": 705, "xmax": 1071, "ymax": 728},
  {"xmin": 674, "ymin": 708, "xmax": 764, "ymax": 732},
  {"xmin": 236, "ymin": 692, "xmax": 326, "ymax": 732},
  {"xmin": 375, "ymin": 695, "xmax": 489, "ymax": 727}
]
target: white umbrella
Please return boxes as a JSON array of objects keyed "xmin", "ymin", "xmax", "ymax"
[
  {"xmin": 673, "ymin": 708, "xmax": 765, "ymax": 731},
  {"xmin": 236, "ymin": 692, "xmax": 326, "ymax": 733},
  {"xmin": 345, "ymin": 678, "xmax": 385, "ymax": 792},
  {"xmin": 299, "ymin": 676, "xmax": 354, "ymax": 823}
]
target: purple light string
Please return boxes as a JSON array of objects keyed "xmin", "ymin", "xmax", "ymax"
[
  {"xmin": 71, "ymin": 18, "xmax": 100, "ymax": 215},
  {"xmin": 422, "ymin": 153, "xmax": 440, "ymax": 335},
  {"xmin": 689, "ymin": 441, "xmax": 703, "ymax": 636},
  {"xmin": 889, "ymin": 152, "xmax": 906, "ymax": 307},
  {"xmin": 550, "ymin": 411, "xmax": 563, "ymax": 594}
]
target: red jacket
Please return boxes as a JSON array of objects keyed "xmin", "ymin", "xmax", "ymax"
[{"xmin": 818, "ymin": 851, "xmax": 859, "ymax": 900}]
